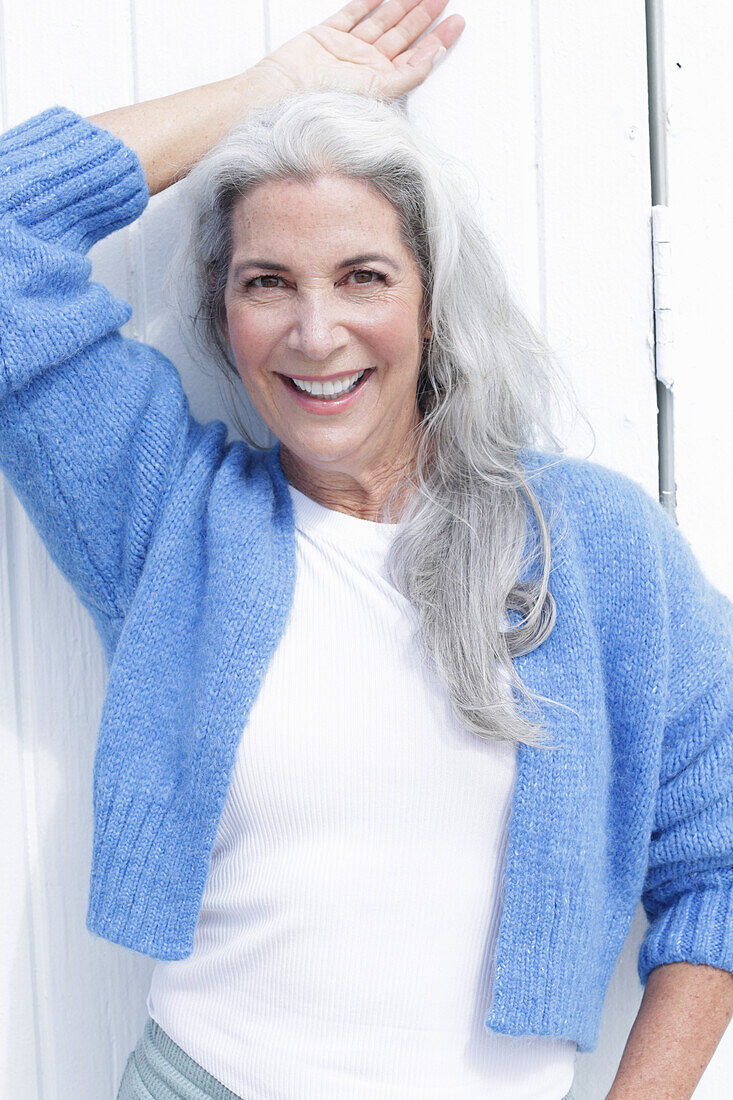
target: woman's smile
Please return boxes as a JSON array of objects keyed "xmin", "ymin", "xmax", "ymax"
[{"xmin": 277, "ymin": 366, "xmax": 376, "ymax": 414}]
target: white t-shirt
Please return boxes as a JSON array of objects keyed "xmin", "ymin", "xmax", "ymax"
[{"xmin": 147, "ymin": 483, "xmax": 576, "ymax": 1099}]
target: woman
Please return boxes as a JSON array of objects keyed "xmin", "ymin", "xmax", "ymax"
[{"xmin": 2, "ymin": 1, "xmax": 732, "ymax": 1098}]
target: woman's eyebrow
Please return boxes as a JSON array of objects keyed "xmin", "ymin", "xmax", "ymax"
[
  {"xmin": 339, "ymin": 253, "xmax": 400, "ymax": 271},
  {"xmin": 233, "ymin": 253, "xmax": 401, "ymax": 276}
]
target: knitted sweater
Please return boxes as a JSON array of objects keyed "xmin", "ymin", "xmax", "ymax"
[{"xmin": 2, "ymin": 106, "xmax": 732, "ymax": 1057}]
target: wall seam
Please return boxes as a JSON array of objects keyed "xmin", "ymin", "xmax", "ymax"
[
  {"xmin": 0, "ymin": 0, "xmax": 8, "ymax": 129},
  {"xmin": 263, "ymin": 0, "xmax": 271, "ymax": 55},
  {"xmin": 645, "ymin": 0, "xmax": 677, "ymax": 517},
  {"xmin": 1, "ymin": 492, "xmax": 46, "ymax": 1100},
  {"xmin": 126, "ymin": 0, "xmax": 148, "ymax": 344},
  {"xmin": 529, "ymin": 0, "xmax": 547, "ymax": 339},
  {"xmin": 0, "ymin": 13, "xmax": 46, "ymax": 1096}
]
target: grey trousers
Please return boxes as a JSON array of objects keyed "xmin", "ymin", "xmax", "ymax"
[
  {"xmin": 117, "ymin": 1017, "xmax": 241, "ymax": 1099},
  {"xmin": 117, "ymin": 1014, "xmax": 576, "ymax": 1099}
]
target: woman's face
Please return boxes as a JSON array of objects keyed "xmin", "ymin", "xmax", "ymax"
[{"xmin": 222, "ymin": 175, "xmax": 430, "ymax": 494}]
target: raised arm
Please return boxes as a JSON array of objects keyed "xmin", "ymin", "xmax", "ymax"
[
  {"xmin": 87, "ymin": 0, "xmax": 465, "ymax": 195},
  {"xmin": 0, "ymin": 0, "xmax": 464, "ymax": 654},
  {"xmin": 0, "ymin": 110, "xmax": 200, "ymax": 649}
]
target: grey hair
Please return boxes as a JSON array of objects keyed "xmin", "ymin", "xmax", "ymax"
[{"xmin": 172, "ymin": 90, "xmax": 593, "ymax": 749}]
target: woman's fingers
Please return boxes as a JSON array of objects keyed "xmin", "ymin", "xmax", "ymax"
[
  {"xmin": 375, "ymin": 3, "xmax": 450, "ymax": 61},
  {"xmin": 322, "ymin": 0, "xmax": 451, "ymax": 60},
  {"xmin": 348, "ymin": 0, "xmax": 438, "ymax": 45},
  {"xmin": 254, "ymin": 0, "xmax": 465, "ymax": 101},
  {"xmin": 320, "ymin": 0, "xmax": 391, "ymax": 34},
  {"xmin": 394, "ymin": 13, "xmax": 464, "ymax": 67},
  {"xmin": 385, "ymin": 13, "xmax": 464, "ymax": 94}
]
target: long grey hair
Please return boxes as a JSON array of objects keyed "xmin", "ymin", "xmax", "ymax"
[{"xmin": 173, "ymin": 90, "xmax": 591, "ymax": 750}]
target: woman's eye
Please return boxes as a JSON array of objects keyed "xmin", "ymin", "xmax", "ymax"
[
  {"xmin": 244, "ymin": 270, "xmax": 386, "ymax": 290},
  {"xmin": 350, "ymin": 269, "xmax": 387, "ymax": 286},
  {"xmin": 246, "ymin": 275, "xmax": 284, "ymax": 289}
]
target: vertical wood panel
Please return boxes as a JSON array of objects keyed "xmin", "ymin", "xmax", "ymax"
[
  {"xmin": 0, "ymin": 2, "xmax": 141, "ymax": 1097},
  {"xmin": 0, "ymin": 500, "xmax": 38, "ymax": 1100},
  {"xmin": 534, "ymin": 0, "xmax": 657, "ymax": 481},
  {"xmin": 2, "ymin": 0, "xmax": 133, "ymax": 121},
  {"xmin": 0, "ymin": 13, "xmax": 37, "ymax": 1094}
]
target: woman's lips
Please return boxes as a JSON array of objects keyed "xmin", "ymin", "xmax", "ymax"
[{"xmin": 278, "ymin": 368, "xmax": 375, "ymax": 415}]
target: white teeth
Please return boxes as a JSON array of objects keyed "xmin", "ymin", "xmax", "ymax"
[{"xmin": 292, "ymin": 370, "xmax": 366, "ymax": 397}]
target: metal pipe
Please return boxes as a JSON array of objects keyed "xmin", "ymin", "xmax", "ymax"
[{"xmin": 645, "ymin": 0, "xmax": 677, "ymax": 518}]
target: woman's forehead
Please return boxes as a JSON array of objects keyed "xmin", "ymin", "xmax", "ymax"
[
  {"xmin": 228, "ymin": 176, "xmax": 411, "ymax": 265},
  {"xmin": 231, "ymin": 176, "xmax": 400, "ymax": 236}
]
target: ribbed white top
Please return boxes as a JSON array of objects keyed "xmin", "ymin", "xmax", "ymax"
[{"xmin": 147, "ymin": 483, "xmax": 576, "ymax": 1099}]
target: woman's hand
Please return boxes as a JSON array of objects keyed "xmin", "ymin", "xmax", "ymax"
[
  {"xmin": 253, "ymin": 0, "xmax": 465, "ymax": 100},
  {"xmin": 88, "ymin": 0, "xmax": 465, "ymax": 195}
]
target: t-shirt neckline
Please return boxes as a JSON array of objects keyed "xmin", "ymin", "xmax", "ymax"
[{"xmin": 287, "ymin": 482, "xmax": 400, "ymax": 547}]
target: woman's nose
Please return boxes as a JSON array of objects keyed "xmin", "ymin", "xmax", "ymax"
[{"xmin": 286, "ymin": 297, "xmax": 350, "ymax": 361}]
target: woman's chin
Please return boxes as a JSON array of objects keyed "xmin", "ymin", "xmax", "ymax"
[{"xmin": 279, "ymin": 434, "xmax": 371, "ymax": 472}]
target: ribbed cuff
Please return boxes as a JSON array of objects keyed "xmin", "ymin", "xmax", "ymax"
[
  {"xmin": 85, "ymin": 784, "xmax": 202, "ymax": 961},
  {"xmin": 638, "ymin": 884, "xmax": 733, "ymax": 986},
  {"xmin": 0, "ymin": 105, "xmax": 149, "ymax": 251}
]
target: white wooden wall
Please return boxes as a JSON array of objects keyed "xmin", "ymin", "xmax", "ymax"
[{"xmin": 0, "ymin": 1, "xmax": 730, "ymax": 1096}]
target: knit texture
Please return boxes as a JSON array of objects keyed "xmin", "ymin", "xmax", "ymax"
[{"xmin": 2, "ymin": 107, "xmax": 733, "ymax": 1056}]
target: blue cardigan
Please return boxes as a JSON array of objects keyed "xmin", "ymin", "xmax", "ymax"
[{"xmin": 2, "ymin": 106, "xmax": 733, "ymax": 1055}]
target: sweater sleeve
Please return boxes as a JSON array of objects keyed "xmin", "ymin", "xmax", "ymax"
[
  {"xmin": 632, "ymin": 485, "xmax": 733, "ymax": 986},
  {"xmin": 0, "ymin": 106, "xmax": 208, "ymax": 638}
]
